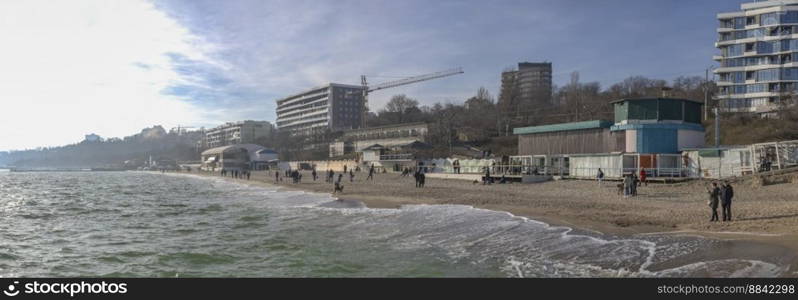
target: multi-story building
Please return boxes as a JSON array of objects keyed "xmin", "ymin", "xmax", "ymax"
[
  {"xmin": 275, "ymin": 83, "xmax": 367, "ymax": 136},
  {"xmin": 715, "ymin": 0, "xmax": 798, "ymax": 114},
  {"xmin": 498, "ymin": 62, "xmax": 553, "ymax": 114},
  {"xmin": 202, "ymin": 120, "xmax": 274, "ymax": 149}
]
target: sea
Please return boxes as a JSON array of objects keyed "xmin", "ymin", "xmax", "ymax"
[{"xmin": 0, "ymin": 171, "xmax": 789, "ymax": 277}]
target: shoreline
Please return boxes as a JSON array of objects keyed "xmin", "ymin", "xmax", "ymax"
[{"xmin": 171, "ymin": 169, "xmax": 798, "ymax": 277}]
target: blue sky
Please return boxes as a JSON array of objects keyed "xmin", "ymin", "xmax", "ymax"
[
  {"xmin": 0, "ymin": 0, "xmax": 745, "ymax": 150},
  {"xmin": 152, "ymin": 0, "xmax": 743, "ymax": 122}
]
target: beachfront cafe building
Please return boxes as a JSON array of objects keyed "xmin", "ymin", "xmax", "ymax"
[
  {"xmin": 512, "ymin": 97, "xmax": 705, "ymax": 179},
  {"xmin": 200, "ymin": 144, "xmax": 277, "ymax": 171}
]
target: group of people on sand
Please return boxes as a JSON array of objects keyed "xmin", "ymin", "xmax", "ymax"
[
  {"xmin": 707, "ymin": 181, "xmax": 734, "ymax": 222},
  {"xmin": 267, "ymin": 164, "xmax": 379, "ymax": 194},
  {"xmin": 596, "ymin": 168, "xmax": 647, "ymax": 197},
  {"xmin": 220, "ymin": 168, "xmax": 250, "ymax": 180}
]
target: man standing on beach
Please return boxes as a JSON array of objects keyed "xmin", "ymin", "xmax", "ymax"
[
  {"xmin": 597, "ymin": 168, "xmax": 604, "ymax": 185},
  {"xmin": 622, "ymin": 175, "xmax": 630, "ymax": 196},
  {"xmin": 708, "ymin": 182, "xmax": 721, "ymax": 222},
  {"xmin": 275, "ymin": 170, "xmax": 280, "ymax": 183},
  {"xmin": 312, "ymin": 169, "xmax": 317, "ymax": 181},
  {"xmin": 722, "ymin": 182, "xmax": 734, "ymax": 221},
  {"xmin": 367, "ymin": 165, "xmax": 375, "ymax": 181}
]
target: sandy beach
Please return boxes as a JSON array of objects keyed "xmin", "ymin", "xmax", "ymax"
[{"xmin": 184, "ymin": 169, "xmax": 798, "ymax": 276}]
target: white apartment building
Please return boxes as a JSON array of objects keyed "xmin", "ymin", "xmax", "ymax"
[
  {"xmin": 715, "ymin": 0, "xmax": 798, "ymax": 113},
  {"xmin": 275, "ymin": 83, "xmax": 366, "ymax": 136},
  {"xmin": 203, "ymin": 120, "xmax": 274, "ymax": 149}
]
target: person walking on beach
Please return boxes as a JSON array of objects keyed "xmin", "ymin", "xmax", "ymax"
[
  {"xmin": 333, "ymin": 174, "xmax": 344, "ymax": 194},
  {"xmin": 312, "ymin": 169, "xmax": 317, "ymax": 181},
  {"xmin": 275, "ymin": 170, "xmax": 280, "ymax": 183},
  {"xmin": 246, "ymin": 170, "xmax": 251, "ymax": 180},
  {"xmin": 349, "ymin": 169, "xmax": 355, "ymax": 182},
  {"xmin": 596, "ymin": 168, "xmax": 604, "ymax": 185},
  {"xmin": 414, "ymin": 169, "xmax": 420, "ymax": 187},
  {"xmin": 343, "ymin": 165, "xmax": 347, "ymax": 173},
  {"xmin": 639, "ymin": 169, "xmax": 647, "ymax": 187},
  {"xmin": 722, "ymin": 182, "xmax": 734, "ymax": 221},
  {"xmin": 708, "ymin": 182, "xmax": 721, "ymax": 222},
  {"xmin": 367, "ymin": 165, "xmax": 375, "ymax": 181},
  {"xmin": 483, "ymin": 166, "xmax": 491, "ymax": 185},
  {"xmin": 419, "ymin": 170, "xmax": 426, "ymax": 188},
  {"xmin": 630, "ymin": 173, "xmax": 638, "ymax": 196}
]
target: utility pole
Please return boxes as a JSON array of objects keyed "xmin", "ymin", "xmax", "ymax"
[
  {"xmin": 704, "ymin": 67, "xmax": 714, "ymax": 121},
  {"xmin": 712, "ymin": 107, "xmax": 720, "ymax": 148}
]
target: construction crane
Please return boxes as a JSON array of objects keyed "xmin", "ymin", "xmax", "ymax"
[{"xmin": 359, "ymin": 67, "xmax": 464, "ymax": 127}]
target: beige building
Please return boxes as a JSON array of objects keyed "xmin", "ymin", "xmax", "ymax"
[
  {"xmin": 329, "ymin": 122, "xmax": 428, "ymax": 157},
  {"xmin": 202, "ymin": 120, "xmax": 274, "ymax": 149}
]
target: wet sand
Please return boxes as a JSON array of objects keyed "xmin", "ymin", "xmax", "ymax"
[{"xmin": 184, "ymin": 169, "xmax": 798, "ymax": 277}]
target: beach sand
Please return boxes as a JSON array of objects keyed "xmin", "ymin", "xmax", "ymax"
[{"xmin": 184, "ymin": 169, "xmax": 798, "ymax": 276}]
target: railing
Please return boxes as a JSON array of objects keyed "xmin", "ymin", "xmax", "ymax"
[
  {"xmin": 450, "ymin": 164, "xmax": 569, "ymax": 176},
  {"xmin": 569, "ymin": 167, "xmax": 692, "ymax": 179},
  {"xmin": 380, "ymin": 154, "xmax": 413, "ymax": 161}
]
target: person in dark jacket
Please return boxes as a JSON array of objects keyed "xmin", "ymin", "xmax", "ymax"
[
  {"xmin": 722, "ymin": 181, "xmax": 734, "ymax": 221},
  {"xmin": 708, "ymin": 182, "xmax": 721, "ymax": 222}
]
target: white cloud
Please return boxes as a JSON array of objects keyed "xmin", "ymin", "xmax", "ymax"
[{"xmin": 0, "ymin": 0, "xmax": 218, "ymax": 150}]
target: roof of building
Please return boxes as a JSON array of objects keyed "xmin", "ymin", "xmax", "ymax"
[
  {"xmin": 394, "ymin": 141, "xmax": 433, "ymax": 149},
  {"xmin": 609, "ymin": 97, "xmax": 704, "ymax": 105},
  {"xmin": 201, "ymin": 145, "xmax": 246, "ymax": 156},
  {"xmin": 256, "ymin": 149, "xmax": 278, "ymax": 154},
  {"xmin": 362, "ymin": 144, "xmax": 386, "ymax": 151},
  {"xmin": 513, "ymin": 120, "xmax": 613, "ymax": 135},
  {"xmin": 200, "ymin": 144, "xmax": 267, "ymax": 156},
  {"xmin": 275, "ymin": 83, "xmax": 365, "ymax": 104}
]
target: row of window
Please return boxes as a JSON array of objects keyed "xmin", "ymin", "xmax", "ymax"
[
  {"xmin": 721, "ymin": 39, "xmax": 798, "ymax": 57},
  {"xmin": 720, "ymin": 54, "xmax": 792, "ymax": 67},
  {"xmin": 722, "ymin": 98, "xmax": 771, "ymax": 109},
  {"xmin": 718, "ymin": 82, "xmax": 798, "ymax": 95},
  {"xmin": 719, "ymin": 67, "xmax": 798, "ymax": 83},
  {"xmin": 719, "ymin": 26, "xmax": 796, "ymax": 41},
  {"xmin": 720, "ymin": 11, "xmax": 798, "ymax": 29}
]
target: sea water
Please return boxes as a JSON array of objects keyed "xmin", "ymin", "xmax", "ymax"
[{"xmin": 0, "ymin": 171, "xmax": 788, "ymax": 277}]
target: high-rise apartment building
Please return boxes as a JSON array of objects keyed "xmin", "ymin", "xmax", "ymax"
[
  {"xmin": 498, "ymin": 62, "xmax": 553, "ymax": 114},
  {"xmin": 275, "ymin": 83, "xmax": 366, "ymax": 136},
  {"xmin": 715, "ymin": 0, "xmax": 798, "ymax": 113}
]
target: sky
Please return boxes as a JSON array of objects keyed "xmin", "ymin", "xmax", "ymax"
[{"xmin": 0, "ymin": 0, "xmax": 744, "ymax": 151}]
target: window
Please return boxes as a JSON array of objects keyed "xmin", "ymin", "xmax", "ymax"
[
  {"xmin": 756, "ymin": 68, "xmax": 781, "ymax": 82},
  {"xmin": 733, "ymin": 71, "xmax": 745, "ymax": 83},
  {"xmin": 726, "ymin": 44, "xmax": 744, "ymax": 57},
  {"xmin": 783, "ymin": 11, "xmax": 798, "ymax": 24},
  {"xmin": 747, "ymin": 28, "xmax": 764, "ymax": 38},
  {"xmin": 761, "ymin": 13, "xmax": 779, "ymax": 26},
  {"xmin": 782, "ymin": 67, "xmax": 798, "ymax": 80},
  {"xmin": 746, "ymin": 83, "xmax": 767, "ymax": 93},
  {"xmin": 734, "ymin": 17, "xmax": 746, "ymax": 29},
  {"xmin": 756, "ymin": 41, "xmax": 776, "ymax": 54}
]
